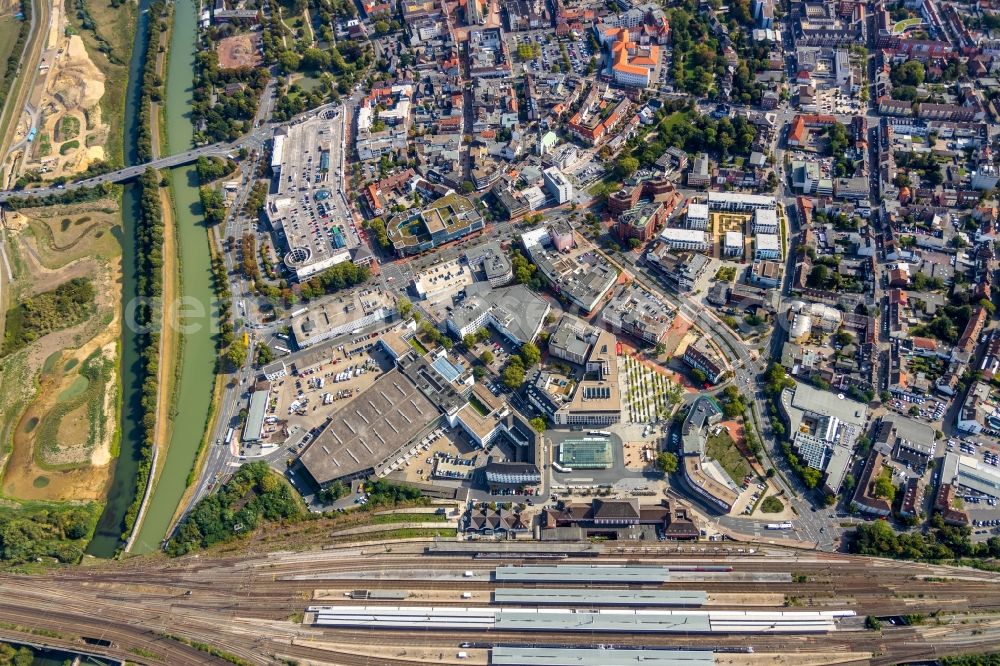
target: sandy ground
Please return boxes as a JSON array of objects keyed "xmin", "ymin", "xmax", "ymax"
[
  {"xmin": 0, "ymin": 208, "xmax": 121, "ymax": 501},
  {"xmin": 290, "ymin": 639, "xmax": 488, "ymax": 665},
  {"xmin": 216, "ymin": 32, "xmax": 263, "ymax": 69},
  {"xmin": 722, "ymin": 654, "xmax": 872, "ymax": 666},
  {"xmin": 24, "ymin": 32, "xmax": 107, "ymax": 179}
]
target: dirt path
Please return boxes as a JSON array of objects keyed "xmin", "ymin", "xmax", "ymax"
[{"xmin": 149, "ymin": 185, "xmax": 179, "ymax": 491}]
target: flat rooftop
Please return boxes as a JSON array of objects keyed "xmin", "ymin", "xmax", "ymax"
[
  {"xmin": 491, "ymin": 647, "xmax": 716, "ymax": 665},
  {"xmin": 558, "ymin": 437, "xmax": 613, "ymax": 469},
  {"xmin": 291, "ymin": 288, "xmax": 395, "ymax": 347},
  {"xmin": 492, "ymin": 588, "xmax": 708, "ymax": 606},
  {"xmin": 298, "ymin": 368, "xmax": 437, "ymax": 484},
  {"xmin": 265, "ymin": 114, "xmax": 354, "ymax": 277},
  {"xmin": 494, "ymin": 565, "xmax": 671, "ymax": 583}
]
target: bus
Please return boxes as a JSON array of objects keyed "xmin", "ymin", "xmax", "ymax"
[
  {"xmin": 588, "ymin": 430, "xmax": 611, "ymax": 437},
  {"xmin": 275, "ymin": 346, "xmax": 291, "ymax": 354},
  {"xmin": 765, "ymin": 522, "xmax": 793, "ymax": 530},
  {"xmin": 224, "ymin": 427, "xmax": 235, "ymax": 445}
]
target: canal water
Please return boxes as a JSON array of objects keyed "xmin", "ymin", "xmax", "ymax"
[
  {"xmin": 86, "ymin": 0, "xmax": 155, "ymax": 557},
  {"xmin": 131, "ymin": 0, "xmax": 218, "ymax": 553}
]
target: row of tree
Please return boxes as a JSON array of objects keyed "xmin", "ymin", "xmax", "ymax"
[
  {"xmin": 850, "ymin": 514, "xmax": 1000, "ymax": 563},
  {"xmin": 0, "ymin": 0, "xmax": 32, "ymax": 116},
  {"xmin": 119, "ymin": 168, "xmax": 166, "ymax": 542},
  {"xmin": 136, "ymin": 1, "xmax": 170, "ymax": 163}
]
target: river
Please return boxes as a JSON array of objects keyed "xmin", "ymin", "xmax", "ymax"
[
  {"xmin": 131, "ymin": 0, "xmax": 218, "ymax": 554},
  {"xmin": 85, "ymin": 0, "xmax": 155, "ymax": 558}
]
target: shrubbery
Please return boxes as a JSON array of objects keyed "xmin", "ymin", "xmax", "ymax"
[
  {"xmin": 118, "ymin": 168, "xmax": 165, "ymax": 542},
  {"xmin": 166, "ymin": 462, "xmax": 304, "ymax": 556},
  {"xmin": 0, "ymin": 502, "xmax": 99, "ymax": 567},
  {"xmin": 1, "ymin": 278, "xmax": 95, "ymax": 356}
]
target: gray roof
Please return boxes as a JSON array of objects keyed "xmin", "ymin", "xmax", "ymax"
[
  {"xmin": 788, "ymin": 382, "xmax": 867, "ymax": 427},
  {"xmin": 449, "ymin": 284, "xmax": 549, "ymax": 344},
  {"xmin": 494, "ymin": 610, "xmax": 711, "ymax": 633},
  {"xmin": 494, "ymin": 565, "xmax": 670, "ymax": 583},
  {"xmin": 298, "ymin": 368, "xmax": 438, "ymax": 484},
  {"xmin": 492, "ymin": 588, "xmax": 707, "ymax": 606},
  {"xmin": 682, "ymin": 396, "xmax": 723, "ymax": 456},
  {"xmin": 243, "ymin": 390, "xmax": 269, "ymax": 442},
  {"xmin": 549, "ymin": 316, "xmax": 594, "ymax": 361},
  {"xmin": 491, "ymin": 647, "xmax": 716, "ymax": 665}
]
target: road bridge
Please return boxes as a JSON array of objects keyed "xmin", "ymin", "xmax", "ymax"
[
  {"xmin": 0, "ymin": 102, "xmax": 339, "ymax": 203},
  {"xmin": 0, "ymin": 142, "xmax": 236, "ymax": 203}
]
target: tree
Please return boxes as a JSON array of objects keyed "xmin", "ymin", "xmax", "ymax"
[
  {"xmin": 761, "ymin": 496, "xmax": 784, "ymax": 513},
  {"xmin": 520, "ymin": 342, "xmax": 541, "ymax": 367},
  {"xmin": 616, "ymin": 156, "xmax": 639, "ymax": 179},
  {"xmin": 397, "ymin": 296, "xmax": 412, "ymax": 319},
  {"xmin": 628, "ymin": 237, "xmax": 642, "ymax": 250},
  {"xmin": 226, "ymin": 338, "xmax": 248, "ymax": 370},
  {"xmin": 502, "ymin": 362, "xmax": 526, "ymax": 389},
  {"xmin": 801, "ymin": 467, "xmax": 822, "ymax": 488},
  {"xmin": 529, "ymin": 417, "xmax": 547, "ymax": 432},
  {"xmin": 690, "ymin": 368, "xmax": 707, "ymax": 384},
  {"xmin": 480, "ymin": 350, "xmax": 494, "ymax": 365},
  {"xmin": 463, "ymin": 334, "xmax": 478, "ymax": 349},
  {"xmin": 655, "ymin": 452, "xmax": 678, "ymax": 473},
  {"xmin": 874, "ymin": 474, "xmax": 897, "ymax": 501},
  {"xmin": 892, "ymin": 60, "xmax": 925, "ymax": 87},
  {"xmin": 473, "ymin": 366, "xmax": 486, "ymax": 380},
  {"xmin": 654, "ymin": 342, "xmax": 667, "ymax": 356}
]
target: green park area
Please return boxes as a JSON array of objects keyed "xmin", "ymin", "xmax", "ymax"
[
  {"xmin": 706, "ymin": 430, "xmax": 751, "ymax": 484},
  {"xmin": 892, "ymin": 17, "xmax": 922, "ymax": 33}
]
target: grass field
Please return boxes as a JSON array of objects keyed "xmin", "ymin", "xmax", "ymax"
[
  {"xmin": 892, "ymin": 17, "xmax": 922, "ymax": 33},
  {"xmin": 64, "ymin": 0, "xmax": 136, "ymax": 165},
  {"xmin": 58, "ymin": 115, "xmax": 80, "ymax": 141},
  {"xmin": 330, "ymin": 528, "xmax": 457, "ymax": 544},
  {"xmin": 0, "ymin": 15, "xmax": 21, "ymax": 81},
  {"xmin": 21, "ymin": 198, "xmax": 122, "ymax": 266},
  {"xmin": 705, "ymin": 430, "xmax": 751, "ymax": 485}
]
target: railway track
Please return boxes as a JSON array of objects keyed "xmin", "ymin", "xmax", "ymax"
[{"xmin": 3, "ymin": 547, "xmax": 1000, "ymax": 664}]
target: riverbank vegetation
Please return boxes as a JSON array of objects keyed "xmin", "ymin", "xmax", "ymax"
[
  {"xmin": 0, "ymin": 500, "xmax": 100, "ymax": 568},
  {"xmin": 136, "ymin": 0, "xmax": 170, "ymax": 162},
  {"xmin": 4, "ymin": 183, "xmax": 114, "ymax": 208},
  {"xmin": 1, "ymin": 278, "xmax": 95, "ymax": 357},
  {"xmin": 0, "ymin": 0, "xmax": 31, "ymax": 116},
  {"xmin": 118, "ymin": 168, "xmax": 165, "ymax": 543},
  {"xmin": 195, "ymin": 156, "xmax": 238, "ymax": 183}
]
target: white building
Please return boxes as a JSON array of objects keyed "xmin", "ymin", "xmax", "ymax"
[
  {"xmin": 522, "ymin": 186, "xmax": 547, "ymax": 210},
  {"xmin": 659, "ymin": 228, "xmax": 709, "ymax": 252},
  {"xmin": 686, "ymin": 203, "xmax": 709, "ymax": 229},
  {"xmin": 752, "ymin": 208, "xmax": 779, "ymax": 234},
  {"xmin": 754, "ymin": 233, "xmax": 781, "ymax": 259},
  {"xmin": 542, "ymin": 166, "xmax": 573, "ymax": 204},
  {"xmin": 708, "ymin": 191, "xmax": 776, "ymax": 212},
  {"xmin": 724, "ymin": 231, "xmax": 743, "ymax": 256},
  {"xmin": 972, "ymin": 165, "xmax": 1000, "ymax": 191}
]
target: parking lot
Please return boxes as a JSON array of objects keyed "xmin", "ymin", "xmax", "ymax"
[
  {"xmin": 266, "ymin": 109, "xmax": 361, "ymax": 277},
  {"xmin": 255, "ymin": 345, "xmax": 394, "ymax": 453},
  {"xmin": 506, "ymin": 30, "xmax": 596, "ymax": 78}
]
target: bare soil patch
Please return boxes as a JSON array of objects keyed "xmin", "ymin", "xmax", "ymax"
[{"xmin": 216, "ymin": 32, "xmax": 263, "ymax": 69}]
